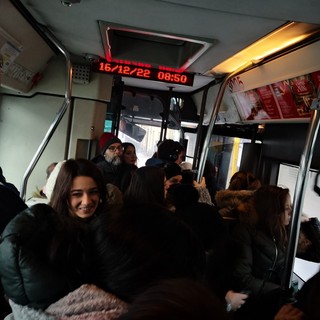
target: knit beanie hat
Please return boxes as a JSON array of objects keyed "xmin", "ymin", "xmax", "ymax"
[{"xmin": 100, "ymin": 132, "xmax": 122, "ymax": 155}]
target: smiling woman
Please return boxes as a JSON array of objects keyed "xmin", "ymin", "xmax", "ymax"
[
  {"xmin": 69, "ymin": 176, "xmax": 101, "ymax": 219},
  {"xmin": 0, "ymin": 159, "xmax": 107, "ymax": 314},
  {"xmin": 49, "ymin": 159, "xmax": 107, "ymax": 221}
]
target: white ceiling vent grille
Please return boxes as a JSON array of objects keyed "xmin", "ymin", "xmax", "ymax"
[{"xmin": 99, "ymin": 21, "xmax": 216, "ymax": 71}]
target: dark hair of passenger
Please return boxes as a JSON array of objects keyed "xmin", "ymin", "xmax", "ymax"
[
  {"xmin": 122, "ymin": 142, "xmax": 136, "ymax": 152},
  {"xmin": 254, "ymin": 185, "xmax": 290, "ymax": 248},
  {"xmin": 90, "ymin": 203, "xmax": 206, "ymax": 302},
  {"xmin": 49, "ymin": 158, "xmax": 106, "ymax": 217},
  {"xmin": 157, "ymin": 139, "xmax": 184, "ymax": 162},
  {"xmin": 122, "ymin": 142, "xmax": 137, "ymax": 164},
  {"xmin": 40, "ymin": 205, "xmax": 92, "ymax": 282},
  {"xmin": 123, "ymin": 166, "xmax": 165, "ymax": 206},
  {"xmin": 168, "ymin": 182, "xmax": 199, "ymax": 207},
  {"xmin": 228, "ymin": 170, "xmax": 261, "ymax": 191},
  {"xmin": 118, "ymin": 278, "xmax": 229, "ymax": 320}
]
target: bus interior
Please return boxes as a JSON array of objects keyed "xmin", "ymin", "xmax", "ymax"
[{"xmin": 1, "ymin": 0, "xmax": 320, "ymax": 292}]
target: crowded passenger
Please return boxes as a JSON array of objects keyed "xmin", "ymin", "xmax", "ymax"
[
  {"xmin": 0, "ymin": 171, "xmax": 27, "ymax": 234},
  {"xmin": 91, "ymin": 132, "xmax": 115, "ymax": 164},
  {"xmin": 118, "ymin": 278, "xmax": 229, "ymax": 320},
  {"xmin": 49, "ymin": 159, "xmax": 107, "ymax": 221},
  {"xmin": 0, "ymin": 168, "xmax": 28, "ymax": 318},
  {"xmin": 95, "ymin": 133, "xmax": 124, "ymax": 186},
  {"xmin": 231, "ymin": 185, "xmax": 292, "ymax": 320},
  {"xmin": 274, "ymin": 270, "xmax": 320, "ymax": 320},
  {"xmin": 1, "ymin": 199, "xmax": 210, "ymax": 319},
  {"xmin": 0, "ymin": 155, "xmax": 301, "ymax": 320},
  {"xmin": 89, "ymin": 203, "xmax": 206, "ymax": 303},
  {"xmin": 123, "ymin": 166, "xmax": 167, "ymax": 207},
  {"xmin": 122, "ymin": 142, "xmax": 138, "ymax": 167},
  {"xmin": 273, "ymin": 270, "xmax": 320, "ymax": 320},
  {"xmin": 164, "ymin": 162, "xmax": 183, "ymax": 196},
  {"xmin": 120, "ymin": 142, "xmax": 138, "ymax": 192},
  {"xmin": 0, "ymin": 159, "xmax": 107, "ymax": 314},
  {"xmin": 0, "ymin": 166, "xmax": 20, "ymax": 196},
  {"xmin": 179, "ymin": 162, "xmax": 213, "ymax": 205},
  {"xmin": 95, "ymin": 133, "xmax": 135, "ymax": 193},
  {"xmin": 168, "ymin": 181, "xmax": 224, "ymax": 252},
  {"xmin": 203, "ymin": 159, "xmax": 218, "ymax": 205},
  {"xmin": 145, "ymin": 139, "xmax": 185, "ymax": 167},
  {"xmin": 215, "ymin": 170, "xmax": 261, "ymax": 232},
  {"xmin": 296, "ymin": 216, "xmax": 320, "ymax": 262},
  {"xmin": 164, "ymin": 170, "xmax": 248, "ymax": 313},
  {"xmin": 30, "ymin": 162, "xmax": 57, "ymax": 199}
]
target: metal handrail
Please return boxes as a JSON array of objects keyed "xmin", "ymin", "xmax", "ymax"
[
  {"xmin": 197, "ymin": 61, "xmax": 254, "ymax": 183},
  {"xmin": 20, "ymin": 28, "xmax": 72, "ymax": 200},
  {"xmin": 281, "ymin": 98, "xmax": 320, "ymax": 292}
]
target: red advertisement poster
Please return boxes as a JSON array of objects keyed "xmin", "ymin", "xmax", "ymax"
[
  {"xmin": 233, "ymin": 91, "xmax": 254, "ymax": 120},
  {"xmin": 233, "ymin": 71, "xmax": 319, "ymax": 122},
  {"xmin": 255, "ymin": 85, "xmax": 281, "ymax": 119},
  {"xmin": 288, "ymin": 74, "xmax": 315, "ymax": 117},
  {"xmin": 235, "ymin": 89, "xmax": 274, "ymax": 121},
  {"xmin": 271, "ymin": 81, "xmax": 301, "ymax": 118},
  {"xmin": 311, "ymin": 71, "xmax": 320, "ymax": 93}
]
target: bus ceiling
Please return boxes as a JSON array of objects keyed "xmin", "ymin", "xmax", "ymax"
[{"xmin": 1, "ymin": 0, "xmax": 320, "ymax": 96}]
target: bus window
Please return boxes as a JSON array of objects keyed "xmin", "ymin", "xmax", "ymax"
[
  {"xmin": 207, "ymin": 135, "xmax": 255, "ymax": 190},
  {"xmin": 119, "ymin": 123, "xmax": 181, "ymax": 167},
  {"xmin": 117, "ymin": 91, "xmax": 191, "ymax": 166},
  {"xmin": 277, "ymin": 164, "xmax": 320, "ymax": 220}
]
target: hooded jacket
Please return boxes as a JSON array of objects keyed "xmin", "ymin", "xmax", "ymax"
[{"xmin": 215, "ymin": 189, "xmax": 255, "ymax": 219}]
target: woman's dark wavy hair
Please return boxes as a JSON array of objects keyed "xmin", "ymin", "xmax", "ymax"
[
  {"xmin": 122, "ymin": 142, "xmax": 136, "ymax": 153},
  {"xmin": 253, "ymin": 185, "xmax": 290, "ymax": 248},
  {"xmin": 123, "ymin": 166, "xmax": 165, "ymax": 206},
  {"xmin": 49, "ymin": 158, "xmax": 106, "ymax": 217}
]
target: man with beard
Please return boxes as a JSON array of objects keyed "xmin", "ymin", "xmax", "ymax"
[{"xmin": 96, "ymin": 133, "xmax": 126, "ymax": 190}]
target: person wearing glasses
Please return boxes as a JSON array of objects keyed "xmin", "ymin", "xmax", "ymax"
[{"xmin": 96, "ymin": 133, "xmax": 129, "ymax": 192}]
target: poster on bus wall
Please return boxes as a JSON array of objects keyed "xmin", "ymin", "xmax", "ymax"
[{"xmin": 232, "ymin": 71, "xmax": 319, "ymax": 122}]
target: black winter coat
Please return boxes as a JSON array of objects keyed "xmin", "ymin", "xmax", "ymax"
[
  {"xmin": 96, "ymin": 161, "xmax": 133, "ymax": 192},
  {"xmin": 0, "ymin": 184, "xmax": 27, "ymax": 234},
  {"xmin": 232, "ymin": 222, "xmax": 286, "ymax": 296},
  {"xmin": 0, "ymin": 204, "xmax": 91, "ymax": 309}
]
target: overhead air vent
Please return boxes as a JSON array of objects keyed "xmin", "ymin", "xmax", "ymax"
[
  {"xmin": 99, "ymin": 21, "xmax": 215, "ymax": 72},
  {"xmin": 72, "ymin": 64, "xmax": 90, "ymax": 84}
]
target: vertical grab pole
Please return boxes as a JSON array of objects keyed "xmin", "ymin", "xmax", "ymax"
[
  {"xmin": 282, "ymin": 100, "xmax": 320, "ymax": 292},
  {"xmin": 20, "ymin": 28, "xmax": 72, "ymax": 201},
  {"xmin": 193, "ymin": 86, "xmax": 209, "ymax": 170},
  {"xmin": 197, "ymin": 61, "xmax": 253, "ymax": 183}
]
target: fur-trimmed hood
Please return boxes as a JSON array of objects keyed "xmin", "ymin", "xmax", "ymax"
[{"xmin": 215, "ymin": 189, "xmax": 255, "ymax": 219}]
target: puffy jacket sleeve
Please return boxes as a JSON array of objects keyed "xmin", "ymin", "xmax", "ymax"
[{"xmin": 0, "ymin": 204, "xmax": 72, "ymax": 310}]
